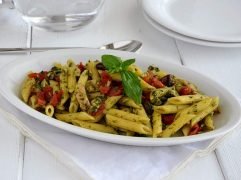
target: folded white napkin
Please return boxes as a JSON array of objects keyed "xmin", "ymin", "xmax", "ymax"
[{"xmin": 0, "ymin": 96, "xmax": 225, "ymax": 180}]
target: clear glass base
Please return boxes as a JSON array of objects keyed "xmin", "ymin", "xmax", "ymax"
[
  {"xmin": 13, "ymin": 0, "xmax": 104, "ymax": 31},
  {"xmin": 22, "ymin": 13, "xmax": 98, "ymax": 31}
]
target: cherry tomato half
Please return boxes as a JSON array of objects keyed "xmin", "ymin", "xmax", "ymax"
[
  {"xmin": 179, "ymin": 86, "xmax": 193, "ymax": 95},
  {"xmin": 162, "ymin": 114, "xmax": 175, "ymax": 125}
]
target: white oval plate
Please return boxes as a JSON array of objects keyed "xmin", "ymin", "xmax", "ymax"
[
  {"xmin": 0, "ymin": 49, "xmax": 240, "ymax": 146},
  {"xmin": 142, "ymin": 0, "xmax": 241, "ymax": 42},
  {"xmin": 142, "ymin": 10, "xmax": 241, "ymax": 48}
]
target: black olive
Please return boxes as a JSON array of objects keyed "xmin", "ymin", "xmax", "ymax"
[
  {"xmin": 96, "ymin": 63, "xmax": 106, "ymax": 70},
  {"xmin": 142, "ymin": 100, "xmax": 153, "ymax": 115},
  {"xmin": 160, "ymin": 74, "xmax": 175, "ymax": 87}
]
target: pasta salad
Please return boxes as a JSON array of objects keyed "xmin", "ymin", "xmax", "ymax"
[{"xmin": 20, "ymin": 55, "xmax": 219, "ymax": 138}]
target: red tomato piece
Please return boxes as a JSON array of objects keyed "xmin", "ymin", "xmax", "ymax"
[
  {"xmin": 38, "ymin": 71, "xmax": 48, "ymax": 81},
  {"xmin": 101, "ymin": 71, "xmax": 112, "ymax": 84},
  {"xmin": 37, "ymin": 98, "xmax": 46, "ymax": 106},
  {"xmin": 91, "ymin": 103, "xmax": 105, "ymax": 116},
  {"xmin": 28, "ymin": 71, "xmax": 48, "ymax": 81},
  {"xmin": 143, "ymin": 76, "xmax": 151, "ymax": 84},
  {"xmin": 42, "ymin": 86, "xmax": 53, "ymax": 101},
  {"xmin": 99, "ymin": 71, "xmax": 112, "ymax": 95},
  {"xmin": 143, "ymin": 72, "xmax": 164, "ymax": 88},
  {"xmin": 162, "ymin": 114, "xmax": 175, "ymax": 125},
  {"xmin": 179, "ymin": 86, "xmax": 193, "ymax": 95},
  {"xmin": 50, "ymin": 90, "xmax": 63, "ymax": 107},
  {"xmin": 50, "ymin": 94, "xmax": 59, "ymax": 107},
  {"xmin": 57, "ymin": 90, "xmax": 64, "ymax": 98},
  {"xmin": 188, "ymin": 124, "xmax": 201, "ymax": 136},
  {"xmin": 151, "ymin": 77, "xmax": 164, "ymax": 88},
  {"xmin": 100, "ymin": 85, "xmax": 110, "ymax": 94},
  {"xmin": 108, "ymin": 85, "xmax": 123, "ymax": 96},
  {"xmin": 28, "ymin": 73, "xmax": 38, "ymax": 79},
  {"xmin": 36, "ymin": 91, "xmax": 45, "ymax": 99},
  {"xmin": 78, "ymin": 62, "xmax": 85, "ymax": 72},
  {"xmin": 36, "ymin": 91, "xmax": 46, "ymax": 106},
  {"xmin": 50, "ymin": 91, "xmax": 60, "ymax": 106},
  {"xmin": 143, "ymin": 71, "xmax": 154, "ymax": 84}
]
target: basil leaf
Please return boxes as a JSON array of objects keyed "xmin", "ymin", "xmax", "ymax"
[
  {"xmin": 101, "ymin": 55, "xmax": 122, "ymax": 70},
  {"xmin": 121, "ymin": 71, "xmax": 142, "ymax": 104},
  {"xmin": 101, "ymin": 54, "xmax": 142, "ymax": 104},
  {"xmin": 121, "ymin": 59, "xmax": 135, "ymax": 70}
]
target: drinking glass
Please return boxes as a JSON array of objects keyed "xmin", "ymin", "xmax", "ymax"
[{"xmin": 1, "ymin": 0, "xmax": 104, "ymax": 31}]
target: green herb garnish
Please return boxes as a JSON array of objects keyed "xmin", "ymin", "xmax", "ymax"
[{"xmin": 101, "ymin": 55, "xmax": 142, "ymax": 104}]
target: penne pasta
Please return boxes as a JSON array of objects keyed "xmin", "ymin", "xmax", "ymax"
[
  {"xmin": 69, "ymin": 102, "xmax": 79, "ymax": 113},
  {"xmin": 79, "ymin": 70, "xmax": 89, "ymax": 85},
  {"xmin": 88, "ymin": 92, "xmax": 104, "ymax": 100},
  {"xmin": 72, "ymin": 120, "xmax": 117, "ymax": 134},
  {"xmin": 191, "ymin": 97, "xmax": 219, "ymax": 126},
  {"xmin": 119, "ymin": 106, "xmax": 132, "ymax": 113},
  {"xmin": 105, "ymin": 96, "xmax": 122, "ymax": 110},
  {"xmin": 45, "ymin": 104, "xmax": 55, "ymax": 117},
  {"xmin": 204, "ymin": 113, "xmax": 215, "ymax": 130},
  {"xmin": 76, "ymin": 70, "xmax": 91, "ymax": 111},
  {"xmin": 162, "ymin": 113, "xmax": 195, "ymax": 137},
  {"xmin": 167, "ymin": 95, "xmax": 207, "ymax": 105},
  {"xmin": 67, "ymin": 59, "xmax": 75, "ymax": 67},
  {"xmin": 150, "ymin": 88, "xmax": 171, "ymax": 105},
  {"xmin": 86, "ymin": 60, "xmax": 100, "ymax": 81},
  {"xmin": 107, "ymin": 109, "xmax": 150, "ymax": 125},
  {"xmin": 55, "ymin": 112, "xmax": 95, "ymax": 122},
  {"xmin": 70, "ymin": 70, "xmax": 90, "ymax": 112},
  {"xmin": 118, "ymin": 97, "xmax": 141, "ymax": 109},
  {"xmin": 28, "ymin": 95, "xmax": 38, "ymax": 109},
  {"xmin": 93, "ymin": 96, "xmax": 122, "ymax": 122},
  {"xmin": 67, "ymin": 66, "xmax": 76, "ymax": 93},
  {"xmin": 86, "ymin": 80, "xmax": 99, "ymax": 93},
  {"xmin": 128, "ymin": 64, "xmax": 143, "ymax": 76},
  {"xmin": 49, "ymin": 80, "xmax": 60, "ymax": 93},
  {"xmin": 153, "ymin": 104, "xmax": 189, "ymax": 114},
  {"xmin": 182, "ymin": 98, "xmax": 213, "ymax": 115},
  {"xmin": 109, "ymin": 73, "xmax": 121, "ymax": 81},
  {"xmin": 152, "ymin": 111, "xmax": 162, "ymax": 137},
  {"xmin": 57, "ymin": 66, "xmax": 69, "ymax": 109},
  {"xmin": 21, "ymin": 77, "xmax": 36, "ymax": 103},
  {"xmin": 134, "ymin": 105, "xmax": 152, "ymax": 130},
  {"xmin": 106, "ymin": 114, "xmax": 152, "ymax": 135},
  {"xmin": 133, "ymin": 105, "xmax": 148, "ymax": 118},
  {"xmin": 21, "ymin": 57, "xmax": 220, "ymax": 138},
  {"xmin": 182, "ymin": 124, "xmax": 191, "ymax": 136}
]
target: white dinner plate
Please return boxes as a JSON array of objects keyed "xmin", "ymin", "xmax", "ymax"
[
  {"xmin": 0, "ymin": 49, "xmax": 240, "ymax": 146},
  {"xmin": 142, "ymin": 0, "xmax": 241, "ymax": 42},
  {"xmin": 143, "ymin": 10, "xmax": 241, "ymax": 48}
]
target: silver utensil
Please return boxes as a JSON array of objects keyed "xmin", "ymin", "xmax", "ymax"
[{"xmin": 0, "ymin": 40, "xmax": 142, "ymax": 54}]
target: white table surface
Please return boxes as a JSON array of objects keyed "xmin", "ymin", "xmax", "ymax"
[{"xmin": 0, "ymin": 0, "xmax": 241, "ymax": 179}]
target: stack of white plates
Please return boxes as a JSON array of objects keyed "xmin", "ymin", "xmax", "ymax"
[{"xmin": 141, "ymin": 0, "xmax": 241, "ymax": 47}]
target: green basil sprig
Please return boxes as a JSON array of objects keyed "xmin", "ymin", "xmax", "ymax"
[{"xmin": 101, "ymin": 55, "xmax": 142, "ymax": 104}]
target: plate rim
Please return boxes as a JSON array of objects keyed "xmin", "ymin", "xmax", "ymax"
[
  {"xmin": 0, "ymin": 48, "xmax": 240, "ymax": 146},
  {"xmin": 142, "ymin": 9, "xmax": 241, "ymax": 48},
  {"xmin": 142, "ymin": 0, "xmax": 241, "ymax": 43}
]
